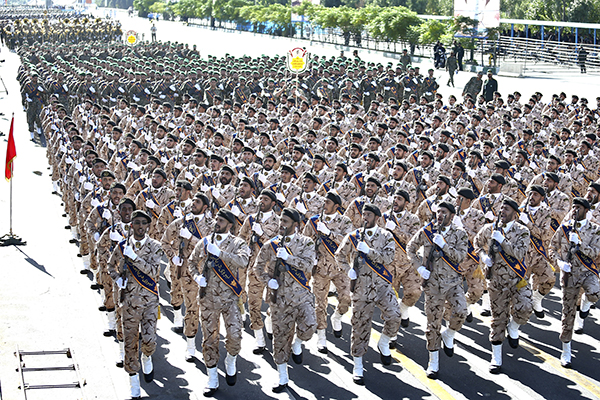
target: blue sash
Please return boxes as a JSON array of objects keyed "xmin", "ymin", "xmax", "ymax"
[
  {"xmin": 422, "ymin": 223, "xmax": 462, "ymax": 273},
  {"xmin": 561, "ymin": 225, "xmax": 599, "ymax": 277},
  {"xmin": 165, "ymin": 201, "xmax": 176, "ymax": 218},
  {"xmin": 385, "ymin": 214, "xmax": 407, "ymax": 254},
  {"xmin": 479, "ymin": 196, "xmax": 495, "ymax": 216},
  {"xmin": 308, "ymin": 215, "xmax": 339, "ymax": 258},
  {"xmin": 203, "ymin": 238, "xmax": 242, "ymax": 296},
  {"xmin": 353, "ymin": 199, "xmax": 365, "ymax": 216},
  {"xmin": 353, "ymin": 172, "xmax": 365, "ymax": 191},
  {"xmin": 467, "ymin": 239, "xmax": 480, "ymax": 263},
  {"xmin": 118, "ymin": 241, "xmax": 158, "ymax": 296},
  {"xmin": 525, "ymin": 214, "xmax": 549, "ymax": 260},
  {"xmin": 550, "ymin": 218, "xmax": 560, "ymax": 233},
  {"xmin": 494, "ymin": 235, "xmax": 528, "ymax": 280},
  {"xmin": 348, "ymin": 230, "xmax": 393, "ymax": 285},
  {"xmin": 184, "ymin": 217, "xmax": 203, "ymax": 239},
  {"xmin": 269, "ymin": 238, "xmax": 310, "ymax": 290},
  {"xmin": 457, "ymin": 148, "xmax": 466, "ymax": 162}
]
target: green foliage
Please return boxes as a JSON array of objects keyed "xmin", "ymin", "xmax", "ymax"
[
  {"xmin": 366, "ymin": 6, "xmax": 422, "ymax": 42},
  {"xmin": 418, "ymin": 19, "xmax": 447, "ymax": 45}
]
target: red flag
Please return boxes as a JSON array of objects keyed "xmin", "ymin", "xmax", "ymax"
[{"xmin": 5, "ymin": 115, "xmax": 16, "ymax": 181}]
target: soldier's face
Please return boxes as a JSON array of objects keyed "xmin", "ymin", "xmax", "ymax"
[
  {"xmin": 131, "ymin": 217, "xmax": 150, "ymax": 239},
  {"xmin": 110, "ymin": 187, "xmax": 124, "ymax": 204},
  {"xmin": 323, "ymin": 198, "xmax": 336, "ymax": 214},
  {"xmin": 215, "ymin": 216, "xmax": 232, "ymax": 234},
  {"xmin": 259, "ymin": 195, "xmax": 274, "ymax": 212},
  {"xmin": 500, "ymin": 204, "xmax": 516, "ymax": 224},
  {"xmin": 102, "ymin": 176, "xmax": 115, "ymax": 190},
  {"xmin": 572, "ymin": 204, "xmax": 587, "ymax": 221},
  {"xmin": 279, "ymin": 215, "xmax": 296, "ymax": 236},
  {"xmin": 365, "ymin": 182, "xmax": 378, "ymax": 197},
  {"xmin": 152, "ymin": 174, "xmax": 165, "ymax": 188},
  {"xmin": 392, "ymin": 196, "xmax": 406, "ymax": 213},
  {"xmin": 586, "ymin": 188, "xmax": 599, "ymax": 204},
  {"xmin": 529, "ymin": 192, "xmax": 543, "ymax": 207},
  {"xmin": 240, "ymin": 182, "xmax": 253, "ymax": 197},
  {"xmin": 119, "ymin": 204, "xmax": 134, "ymax": 223},
  {"xmin": 192, "ymin": 198, "xmax": 206, "ymax": 214},
  {"xmin": 303, "ymin": 178, "xmax": 316, "ymax": 192},
  {"xmin": 219, "ymin": 171, "xmax": 233, "ymax": 185},
  {"xmin": 362, "ymin": 210, "xmax": 377, "ymax": 229},
  {"xmin": 437, "ymin": 207, "xmax": 452, "ymax": 227},
  {"xmin": 452, "ymin": 166, "xmax": 462, "ymax": 179}
]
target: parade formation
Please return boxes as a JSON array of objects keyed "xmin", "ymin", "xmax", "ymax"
[{"xmin": 4, "ymin": 8, "xmax": 600, "ymax": 400}]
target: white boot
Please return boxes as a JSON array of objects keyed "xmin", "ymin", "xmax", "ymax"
[
  {"xmin": 253, "ymin": 329, "xmax": 266, "ymax": 354},
  {"xmin": 52, "ymin": 180, "xmax": 59, "ymax": 193},
  {"xmin": 185, "ymin": 337, "xmax": 196, "ymax": 361},
  {"xmin": 331, "ymin": 311, "xmax": 343, "ymax": 336},
  {"xmin": 507, "ymin": 317, "xmax": 520, "ymax": 348},
  {"xmin": 441, "ymin": 327, "xmax": 456, "ymax": 357},
  {"xmin": 490, "ymin": 343, "xmax": 502, "ymax": 373},
  {"xmin": 574, "ymin": 312, "xmax": 585, "ymax": 334},
  {"xmin": 172, "ymin": 307, "xmax": 183, "ymax": 333},
  {"xmin": 141, "ymin": 353, "xmax": 154, "ymax": 382},
  {"xmin": 291, "ymin": 336, "xmax": 303, "ymax": 364},
  {"xmin": 399, "ymin": 300, "xmax": 410, "ymax": 322},
  {"xmin": 481, "ymin": 292, "xmax": 491, "ymax": 315},
  {"xmin": 264, "ymin": 314, "xmax": 273, "ymax": 337},
  {"xmin": 426, "ymin": 350, "xmax": 439, "ymax": 379},
  {"xmin": 129, "ymin": 373, "xmax": 141, "ymax": 398},
  {"xmin": 560, "ymin": 341, "xmax": 572, "ymax": 367},
  {"xmin": 353, "ymin": 356, "xmax": 364, "ymax": 384},
  {"xmin": 71, "ymin": 225, "xmax": 79, "ymax": 240},
  {"xmin": 272, "ymin": 363, "xmax": 289, "ymax": 392},
  {"xmin": 532, "ymin": 290, "xmax": 545, "ymax": 317},
  {"xmin": 225, "ymin": 353, "xmax": 237, "ymax": 385},
  {"xmin": 581, "ymin": 294, "xmax": 593, "ymax": 315},
  {"xmin": 317, "ymin": 329, "xmax": 328, "ymax": 353},
  {"xmin": 107, "ymin": 311, "xmax": 116, "ymax": 331},
  {"xmin": 204, "ymin": 366, "xmax": 219, "ymax": 395},
  {"xmin": 116, "ymin": 341, "xmax": 125, "ymax": 368},
  {"xmin": 377, "ymin": 333, "xmax": 392, "ymax": 365},
  {"xmin": 82, "ymin": 254, "xmax": 91, "ymax": 271}
]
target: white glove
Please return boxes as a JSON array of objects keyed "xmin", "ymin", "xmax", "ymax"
[
  {"xmin": 276, "ymin": 248, "xmax": 289, "ymax": 261},
  {"xmin": 385, "ymin": 220, "xmax": 397, "ymax": 230},
  {"xmin": 207, "ymin": 243, "xmax": 221, "ymax": 257},
  {"xmin": 102, "ymin": 209, "xmax": 112, "ymax": 220},
  {"xmin": 116, "ymin": 277, "xmax": 127, "ymax": 289},
  {"xmin": 577, "ymin": 163, "xmax": 585, "ymax": 172},
  {"xmin": 491, "ymin": 230, "xmax": 505, "ymax": 244},
  {"xmin": 348, "ymin": 268, "xmax": 358, "ymax": 280},
  {"xmin": 211, "ymin": 188, "xmax": 221, "ymax": 199},
  {"xmin": 123, "ymin": 245, "xmax": 138, "ymax": 260},
  {"xmin": 90, "ymin": 198, "xmax": 101, "ymax": 208},
  {"xmin": 231, "ymin": 205, "xmax": 241, "ymax": 217},
  {"xmin": 252, "ymin": 223, "xmax": 264, "ymax": 236},
  {"xmin": 449, "ymin": 187, "xmax": 458, "ymax": 197},
  {"xmin": 173, "ymin": 209, "xmax": 183, "ymax": 218},
  {"xmin": 519, "ymin": 212, "xmax": 529, "ymax": 224},
  {"xmin": 172, "ymin": 256, "xmax": 183, "ymax": 266},
  {"xmin": 417, "ymin": 266, "xmax": 431, "ymax": 280},
  {"xmin": 200, "ymin": 184, "xmax": 209, "ymax": 192},
  {"xmin": 161, "ymin": 156, "xmax": 169, "ymax": 164},
  {"xmin": 174, "ymin": 161, "xmax": 182, "ymax": 169},
  {"xmin": 317, "ymin": 221, "xmax": 331, "ymax": 235},
  {"xmin": 569, "ymin": 232, "xmax": 582, "ymax": 245},
  {"xmin": 484, "ymin": 211, "xmax": 495, "ymax": 220},
  {"xmin": 268, "ymin": 279, "xmax": 279, "ymax": 289},
  {"xmin": 467, "ymin": 169, "xmax": 476, "ymax": 178},
  {"xmin": 481, "ymin": 254, "xmax": 493, "ymax": 267},
  {"xmin": 109, "ymin": 231, "xmax": 123, "ymax": 242},
  {"xmin": 195, "ymin": 274, "xmax": 207, "ymax": 287},
  {"xmin": 357, "ymin": 241, "xmax": 370, "ymax": 254},
  {"xmin": 258, "ymin": 173, "xmax": 268, "ymax": 184},
  {"xmin": 433, "ymin": 233, "xmax": 446, "ymax": 248},
  {"xmin": 513, "ymin": 172, "xmax": 522, "ymax": 181},
  {"xmin": 558, "ymin": 260, "xmax": 571, "ymax": 273},
  {"xmin": 276, "ymin": 193, "xmax": 286, "ymax": 203},
  {"xmin": 83, "ymin": 182, "xmax": 94, "ymax": 191},
  {"xmin": 185, "ymin": 171, "xmax": 194, "ymax": 180},
  {"xmin": 179, "ymin": 227, "xmax": 192, "ymax": 239},
  {"xmin": 296, "ymin": 202, "xmax": 307, "ymax": 214},
  {"xmin": 145, "ymin": 199, "xmax": 156, "ymax": 209},
  {"xmin": 93, "ymin": 232, "xmax": 100, "ymax": 242},
  {"xmin": 75, "ymin": 162, "xmax": 83, "ymax": 171}
]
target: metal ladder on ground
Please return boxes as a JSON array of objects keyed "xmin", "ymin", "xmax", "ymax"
[{"xmin": 15, "ymin": 347, "xmax": 87, "ymax": 399}]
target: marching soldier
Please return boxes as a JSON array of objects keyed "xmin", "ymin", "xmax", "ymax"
[
  {"xmin": 134, "ymin": 168, "xmax": 175, "ymax": 239},
  {"xmin": 474, "ymin": 199, "xmax": 532, "ymax": 374},
  {"xmin": 253, "ymin": 208, "xmax": 317, "ymax": 392},
  {"xmin": 107, "ymin": 210, "xmax": 164, "ymax": 399},
  {"xmin": 303, "ymin": 191, "xmax": 354, "ymax": 353},
  {"xmin": 189, "ymin": 209, "xmax": 250, "ymax": 396},
  {"xmin": 550, "ymin": 198, "xmax": 600, "ymax": 368},
  {"xmin": 336, "ymin": 204, "xmax": 400, "ymax": 385},
  {"xmin": 407, "ymin": 201, "xmax": 469, "ymax": 379}
]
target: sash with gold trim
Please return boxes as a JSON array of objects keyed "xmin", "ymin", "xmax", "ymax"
[
  {"xmin": 183, "ymin": 217, "xmax": 203, "ymax": 239},
  {"xmin": 495, "ymin": 241, "xmax": 528, "ymax": 280},
  {"xmin": 308, "ymin": 215, "xmax": 339, "ymax": 258},
  {"xmin": 141, "ymin": 190, "xmax": 160, "ymax": 219},
  {"xmin": 348, "ymin": 230, "xmax": 393, "ymax": 284},
  {"xmin": 230, "ymin": 199, "xmax": 247, "ymax": 226},
  {"xmin": 353, "ymin": 172, "xmax": 365, "ymax": 192},
  {"xmin": 385, "ymin": 214, "xmax": 407, "ymax": 254},
  {"xmin": 561, "ymin": 225, "xmax": 599, "ymax": 277},
  {"xmin": 203, "ymin": 238, "xmax": 243, "ymax": 296},
  {"xmin": 235, "ymin": 87, "xmax": 248, "ymax": 103},
  {"xmin": 479, "ymin": 196, "xmax": 495, "ymax": 216},
  {"xmin": 269, "ymin": 238, "xmax": 310, "ymax": 290},
  {"xmin": 353, "ymin": 199, "xmax": 365, "ymax": 216},
  {"xmin": 457, "ymin": 148, "xmax": 466, "ymax": 162},
  {"xmin": 118, "ymin": 241, "xmax": 158, "ymax": 296},
  {"xmin": 525, "ymin": 213, "xmax": 549, "ymax": 260},
  {"xmin": 422, "ymin": 223, "xmax": 463, "ymax": 273},
  {"xmin": 550, "ymin": 217, "xmax": 560, "ymax": 233}
]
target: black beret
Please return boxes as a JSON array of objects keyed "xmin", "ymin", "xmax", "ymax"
[
  {"xmin": 503, "ymin": 198, "xmax": 520, "ymax": 212},
  {"xmin": 573, "ymin": 197, "xmax": 591, "ymax": 210},
  {"xmin": 131, "ymin": 210, "xmax": 152, "ymax": 223},
  {"xmin": 101, "ymin": 170, "xmax": 116, "ymax": 179},
  {"xmin": 395, "ymin": 189, "xmax": 410, "ymax": 203},
  {"xmin": 438, "ymin": 143, "xmax": 450, "ymax": 153},
  {"xmin": 529, "ymin": 185, "xmax": 546, "ymax": 197},
  {"xmin": 259, "ymin": 189, "xmax": 277, "ymax": 202},
  {"xmin": 221, "ymin": 165, "xmax": 235, "ymax": 175},
  {"xmin": 241, "ymin": 176, "xmax": 256, "ymax": 189},
  {"xmin": 118, "ymin": 197, "xmax": 136, "ymax": 210},
  {"xmin": 282, "ymin": 207, "xmax": 301, "ymax": 223},
  {"xmin": 131, "ymin": 139, "xmax": 143, "ymax": 149},
  {"xmin": 437, "ymin": 175, "xmax": 451, "ymax": 187},
  {"xmin": 176, "ymin": 180, "xmax": 193, "ymax": 190},
  {"xmin": 438, "ymin": 201, "xmax": 456, "ymax": 215},
  {"xmin": 470, "ymin": 150, "xmax": 482, "ymax": 159},
  {"xmin": 184, "ymin": 138, "xmax": 197, "ymax": 148},
  {"xmin": 421, "ymin": 150, "xmax": 434, "ymax": 160},
  {"xmin": 517, "ymin": 149, "xmax": 529, "ymax": 160},
  {"xmin": 293, "ymin": 145, "xmax": 306, "ymax": 154},
  {"xmin": 303, "ymin": 172, "xmax": 319, "ymax": 183},
  {"xmin": 457, "ymin": 187, "xmax": 475, "ymax": 200},
  {"xmin": 491, "ymin": 173, "xmax": 506, "ymax": 185},
  {"xmin": 483, "ymin": 140, "xmax": 495, "ymax": 148},
  {"xmin": 581, "ymin": 141, "xmax": 593, "ymax": 149},
  {"xmin": 366, "ymin": 176, "xmax": 382, "ymax": 187},
  {"xmin": 363, "ymin": 204, "xmax": 381, "ymax": 217},
  {"xmin": 494, "ymin": 160, "xmax": 511, "ymax": 170},
  {"xmin": 454, "ymin": 161, "xmax": 466, "ymax": 171},
  {"xmin": 336, "ymin": 162, "xmax": 348, "ymax": 174},
  {"xmin": 217, "ymin": 209, "xmax": 236, "ymax": 224},
  {"xmin": 367, "ymin": 153, "xmax": 380, "ymax": 162},
  {"xmin": 110, "ymin": 182, "xmax": 126, "ymax": 192},
  {"xmin": 280, "ymin": 164, "xmax": 296, "ymax": 175},
  {"xmin": 545, "ymin": 172, "xmax": 560, "ymax": 183},
  {"xmin": 153, "ymin": 168, "xmax": 167, "ymax": 180},
  {"xmin": 194, "ymin": 192, "xmax": 211, "ymax": 207},
  {"xmin": 325, "ymin": 191, "xmax": 342, "ymax": 206},
  {"xmin": 210, "ymin": 154, "xmax": 224, "ymax": 163},
  {"xmin": 396, "ymin": 161, "xmax": 409, "ymax": 172},
  {"xmin": 589, "ymin": 182, "xmax": 600, "ymax": 194}
]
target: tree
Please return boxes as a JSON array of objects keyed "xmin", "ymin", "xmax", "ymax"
[
  {"xmin": 367, "ymin": 6, "xmax": 422, "ymax": 51},
  {"xmin": 418, "ymin": 18, "xmax": 448, "ymax": 45}
]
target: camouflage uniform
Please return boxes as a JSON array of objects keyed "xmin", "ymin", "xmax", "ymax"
[{"xmin": 520, "ymin": 203, "xmax": 555, "ymax": 296}]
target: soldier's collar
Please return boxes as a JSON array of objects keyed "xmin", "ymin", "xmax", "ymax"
[
  {"xmin": 365, "ymin": 226, "xmax": 377, "ymax": 236},
  {"xmin": 260, "ymin": 210, "xmax": 274, "ymax": 222},
  {"xmin": 214, "ymin": 232, "xmax": 229, "ymax": 245}
]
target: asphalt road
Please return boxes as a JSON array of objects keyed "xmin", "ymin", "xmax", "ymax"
[{"xmin": 0, "ymin": 11, "xmax": 599, "ymax": 400}]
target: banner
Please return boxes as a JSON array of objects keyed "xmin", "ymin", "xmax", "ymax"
[
  {"xmin": 5, "ymin": 116, "xmax": 15, "ymax": 181},
  {"xmin": 454, "ymin": 0, "xmax": 500, "ymax": 33}
]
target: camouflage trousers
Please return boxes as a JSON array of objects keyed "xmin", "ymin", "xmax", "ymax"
[
  {"xmin": 390, "ymin": 261, "xmax": 422, "ymax": 307},
  {"xmin": 313, "ymin": 263, "xmax": 351, "ymax": 330},
  {"xmin": 99, "ymin": 261, "xmax": 115, "ymax": 310},
  {"xmin": 560, "ymin": 272, "xmax": 599, "ymax": 343},
  {"xmin": 247, "ymin": 269, "xmax": 266, "ymax": 331},
  {"xmin": 424, "ymin": 280, "xmax": 467, "ymax": 351},
  {"xmin": 526, "ymin": 255, "xmax": 556, "ymax": 296},
  {"xmin": 199, "ymin": 295, "xmax": 242, "ymax": 368},
  {"xmin": 351, "ymin": 274, "xmax": 401, "ymax": 358},
  {"xmin": 168, "ymin": 262, "xmax": 200, "ymax": 337},
  {"xmin": 66, "ymin": 192, "xmax": 78, "ymax": 227},
  {"xmin": 488, "ymin": 276, "xmax": 532, "ymax": 343},
  {"xmin": 461, "ymin": 258, "xmax": 485, "ymax": 305},
  {"xmin": 122, "ymin": 296, "xmax": 159, "ymax": 374},
  {"xmin": 271, "ymin": 292, "xmax": 317, "ymax": 365}
]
